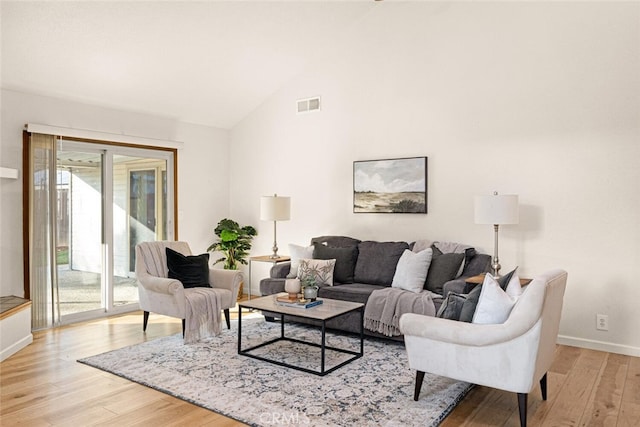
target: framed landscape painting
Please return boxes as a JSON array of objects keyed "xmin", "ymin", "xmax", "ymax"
[{"xmin": 353, "ymin": 157, "xmax": 427, "ymax": 213}]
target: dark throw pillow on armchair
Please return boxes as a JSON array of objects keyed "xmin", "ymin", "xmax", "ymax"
[{"xmin": 166, "ymin": 247, "xmax": 211, "ymax": 288}]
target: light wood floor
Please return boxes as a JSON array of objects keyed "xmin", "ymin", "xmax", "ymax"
[{"xmin": 1, "ymin": 301, "xmax": 639, "ymax": 426}]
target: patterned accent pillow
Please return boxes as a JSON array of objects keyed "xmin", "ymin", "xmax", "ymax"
[{"xmin": 297, "ymin": 258, "xmax": 336, "ymax": 286}]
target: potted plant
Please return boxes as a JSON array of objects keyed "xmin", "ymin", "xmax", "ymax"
[
  {"xmin": 300, "ymin": 274, "xmax": 319, "ymax": 301},
  {"xmin": 207, "ymin": 218, "xmax": 257, "ymax": 299}
]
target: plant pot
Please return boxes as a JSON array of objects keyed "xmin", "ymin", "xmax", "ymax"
[
  {"xmin": 285, "ymin": 278, "xmax": 302, "ymax": 299},
  {"xmin": 303, "ymin": 286, "xmax": 318, "ymax": 301}
]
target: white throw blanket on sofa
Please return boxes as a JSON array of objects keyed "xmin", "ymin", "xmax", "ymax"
[
  {"xmin": 184, "ymin": 288, "xmax": 223, "ymax": 344},
  {"xmin": 364, "ymin": 288, "xmax": 436, "ymax": 337}
]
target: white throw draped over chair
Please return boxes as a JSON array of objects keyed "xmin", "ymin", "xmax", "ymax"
[
  {"xmin": 135, "ymin": 241, "xmax": 243, "ymax": 339},
  {"xmin": 399, "ymin": 269, "xmax": 567, "ymax": 427}
]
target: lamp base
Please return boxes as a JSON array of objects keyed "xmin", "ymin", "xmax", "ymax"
[{"xmin": 491, "ymin": 259, "xmax": 502, "ymax": 279}]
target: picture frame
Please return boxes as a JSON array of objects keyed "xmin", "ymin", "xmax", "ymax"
[{"xmin": 353, "ymin": 156, "xmax": 428, "ymax": 214}]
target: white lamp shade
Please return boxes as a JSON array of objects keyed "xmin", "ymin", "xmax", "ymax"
[
  {"xmin": 474, "ymin": 194, "xmax": 519, "ymax": 225},
  {"xmin": 260, "ymin": 195, "xmax": 291, "ymax": 221}
]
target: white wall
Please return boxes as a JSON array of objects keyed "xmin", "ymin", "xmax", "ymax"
[
  {"xmin": 230, "ymin": 2, "xmax": 640, "ymax": 356},
  {"xmin": 0, "ymin": 89, "xmax": 231, "ymax": 298}
]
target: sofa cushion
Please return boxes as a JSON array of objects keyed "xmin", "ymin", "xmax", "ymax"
[
  {"xmin": 297, "ymin": 258, "xmax": 336, "ymax": 286},
  {"xmin": 391, "ymin": 249, "xmax": 433, "ymax": 293},
  {"xmin": 165, "ymin": 248, "xmax": 211, "ymax": 288},
  {"xmin": 424, "ymin": 252, "xmax": 465, "ymax": 294},
  {"xmin": 313, "ymin": 242, "xmax": 358, "ymax": 284},
  {"xmin": 311, "ymin": 235, "xmax": 361, "ymax": 248},
  {"xmin": 354, "ymin": 241, "xmax": 410, "ymax": 286},
  {"xmin": 319, "ymin": 283, "xmax": 386, "ymax": 305}
]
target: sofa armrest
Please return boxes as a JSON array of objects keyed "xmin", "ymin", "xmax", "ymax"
[
  {"xmin": 260, "ymin": 278, "xmax": 285, "ymax": 296},
  {"xmin": 210, "ymin": 268, "xmax": 243, "ymax": 296},
  {"xmin": 138, "ymin": 274, "xmax": 183, "ymax": 295},
  {"xmin": 442, "ymin": 278, "xmax": 476, "ymax": 298},
  {"xmin": 270, "ymin": 262, "xmax": 291, "ymax": 278},
  {"xmin": 399, "ymin": 312, "xmax": 539, "ymax": 347}
]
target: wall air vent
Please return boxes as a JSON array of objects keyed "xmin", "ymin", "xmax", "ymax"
[{"xmin": 296, "ymin": 96, "xmax": 321, "ymax": 114}]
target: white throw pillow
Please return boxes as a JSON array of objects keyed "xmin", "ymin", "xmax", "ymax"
[
  {"xmin": 472, "ymin": 273, "xmax": 523, "ymax": 324},
  {"xmin": 286, "ymin": 244, "xmax": 314, "ymax": 278},
  {"xmin": 297, "ymin": 258, "xmax": 336, "ymax": 286},
  {"xmin": 391, "ymin": 249, "xmax": 433, "ymax": 293}
]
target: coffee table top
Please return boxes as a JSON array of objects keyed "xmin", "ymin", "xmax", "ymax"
[{"xmin": 239, "ymin": 294, "xmax": 363, "ymax": 321}]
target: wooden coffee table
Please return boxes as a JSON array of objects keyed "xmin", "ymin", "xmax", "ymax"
[{"xmin": 238, "ymin": 294, "xmax": 364, "ymax": 376}]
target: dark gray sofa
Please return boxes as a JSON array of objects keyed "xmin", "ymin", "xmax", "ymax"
[{"xmin": 259, "ymin": 236, "xmax": 491, "ymax": 341}]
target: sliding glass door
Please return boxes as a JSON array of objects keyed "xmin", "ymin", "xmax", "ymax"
[
  {"xmin": 27, "ymin": 134, "xmax": 176, "ymax": 327},
  {"xmin": 56, "ymin": 146, "xmax": 104, "ymax": 316}
]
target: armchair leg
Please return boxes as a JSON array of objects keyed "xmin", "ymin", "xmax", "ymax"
[
  {"xmin": 143, "ymin": 311, "xmax": 150, "ymax": 331},
  {"xmin": 540, "ymin": 373, "xmax": 548, "ymax": 400},
  {"xmin": 182, "ymin": 319, "xmax": 185, "ymax": 338},
  {"xmin": 414, "ymin": 371, "xmax": 425, "ymax": 401},
  {"xmin": 517, "ymin": 393, "xmax": 528, "ymax": 427},
  {"xmin": 224, "ymin": 309, "xmax": 231, "ymax": 329}
]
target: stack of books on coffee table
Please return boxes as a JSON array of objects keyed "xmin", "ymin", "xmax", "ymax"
[{"xmin": 275, "ymin": 294, "xmax": 323, "ymax": 309}]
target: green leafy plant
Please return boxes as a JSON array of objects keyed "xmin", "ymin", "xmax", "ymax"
[
  {"xmin": 207, "ymin": 218, "xmax": 257, "ymax": 270},
  {"xmin": 300, "ymin": 274, "xmax": 317, "ymax": 289}
]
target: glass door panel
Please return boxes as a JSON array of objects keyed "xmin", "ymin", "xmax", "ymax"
[
  {"xmin": 56, "ymin": 149, "xmax": 103, "ymax": 317},
  {"xmin": 129, "ymin": 169, "xmax": 156, "ymax": 271},
  {"xmin": 113, "ymin": 155, "xmax": 168, "ymax": 307}
]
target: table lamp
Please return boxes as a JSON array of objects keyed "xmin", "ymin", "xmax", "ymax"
[
  {"xmin": 474, "ymin": 192, "xmax": 519, "ymax": 278},
  {"xmin": 260, "ymin": 194, "xmax": 291, "ymax": 259}
]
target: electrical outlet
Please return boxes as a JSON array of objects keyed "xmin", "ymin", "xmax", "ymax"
[{"xmin": 596, "ymin": 314, "xmax": 609, "ymax": 331}]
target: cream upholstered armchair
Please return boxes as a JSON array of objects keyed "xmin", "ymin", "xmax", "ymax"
[
  {"xmin": 399, "ymin": 269, "xmax": 567, "ymax": 427},
  {"xmin": 135, "ymin": 241, "xmax": 243, "ymax": 338}
]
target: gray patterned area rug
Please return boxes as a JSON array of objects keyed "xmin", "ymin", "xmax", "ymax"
[{"xmin": 78, "ymin": 319, "xmax": 472, "ymax": 427}]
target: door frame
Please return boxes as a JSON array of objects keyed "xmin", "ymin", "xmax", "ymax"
[{"xmin": 22, "ymin": 131, "xmax": 178, "ymax": 315}]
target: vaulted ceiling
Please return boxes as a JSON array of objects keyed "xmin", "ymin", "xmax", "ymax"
[{"xmin": 1, "ymin": 1, "xmax": 376, "ymax": 129}]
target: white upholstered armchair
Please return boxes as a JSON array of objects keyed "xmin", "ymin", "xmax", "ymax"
[
  {"xmin": 399, "ymin": 269, "xmax": 567, "ymax": 427},
  {"xmin": 135, "ymin": 241, "xmax": 243, "ymax": 339}
]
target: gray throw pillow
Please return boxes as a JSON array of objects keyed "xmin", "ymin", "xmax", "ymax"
[
  {"xmin": 436, "ymin": 292, "xmax": 467, "ymax": 320},
  {"xmin": 313, "ymin": 243, "xmax": 359, "ymax": 284},
  {"xmin": 424, "ymin": 252, "xmax": 465, "ymax": 294},
  {"xmin": 497, "ymin": 267, "xmax": 518, "ymax": 290},
  {"xmin": 458, "ymin": 284, "xmax": 482, "ymax": 322},
  {"xmin": 354, "ymin": 241, "xmax": 410, "ymax": 286}
]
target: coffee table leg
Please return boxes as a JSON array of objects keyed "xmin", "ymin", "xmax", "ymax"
[
  {"xmin": 237, "ymin": 305, "xmax": 242, "ymax": 354},
  {"xmin": 359, "ymin": 306, "xmax": 364, "ymax": 355},
  {"xmin": 280, "ymin": 314, "xmax": 285, "ymax": 338},
  {"xmin": 321, "ymin": 321, "xmax": 326, "ymax": 374}
]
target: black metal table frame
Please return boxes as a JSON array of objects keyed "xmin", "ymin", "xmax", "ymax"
[{"xmin": 237, "ymin": 304, "xmax": 364, "ymax": 376}]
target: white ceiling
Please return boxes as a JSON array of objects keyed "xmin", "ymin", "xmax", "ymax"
[{"xmin": 1, "ymin": 1, "xmax": 376, "ymax": 129}]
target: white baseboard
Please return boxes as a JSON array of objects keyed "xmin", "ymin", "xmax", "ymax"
[
  {"xmin": 557, "ymin": 335, "xmax": 640, "ymax": 358},
  {"xmin": 0, "ymin": 334, "xmax": 33, "ymax": 362}
]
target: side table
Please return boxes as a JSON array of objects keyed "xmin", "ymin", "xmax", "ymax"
[
  {"xmin": 465, "ymin": 273, "xmax": 532, "ymax": 292},
  {"xmin": 248, "ymin": 255, "xmax": 291, "ymax": 300}
]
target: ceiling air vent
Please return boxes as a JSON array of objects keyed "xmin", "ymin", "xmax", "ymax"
[{"xmin": 296, "ymin": 96, "xmax": 321, "ymax": 114}]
